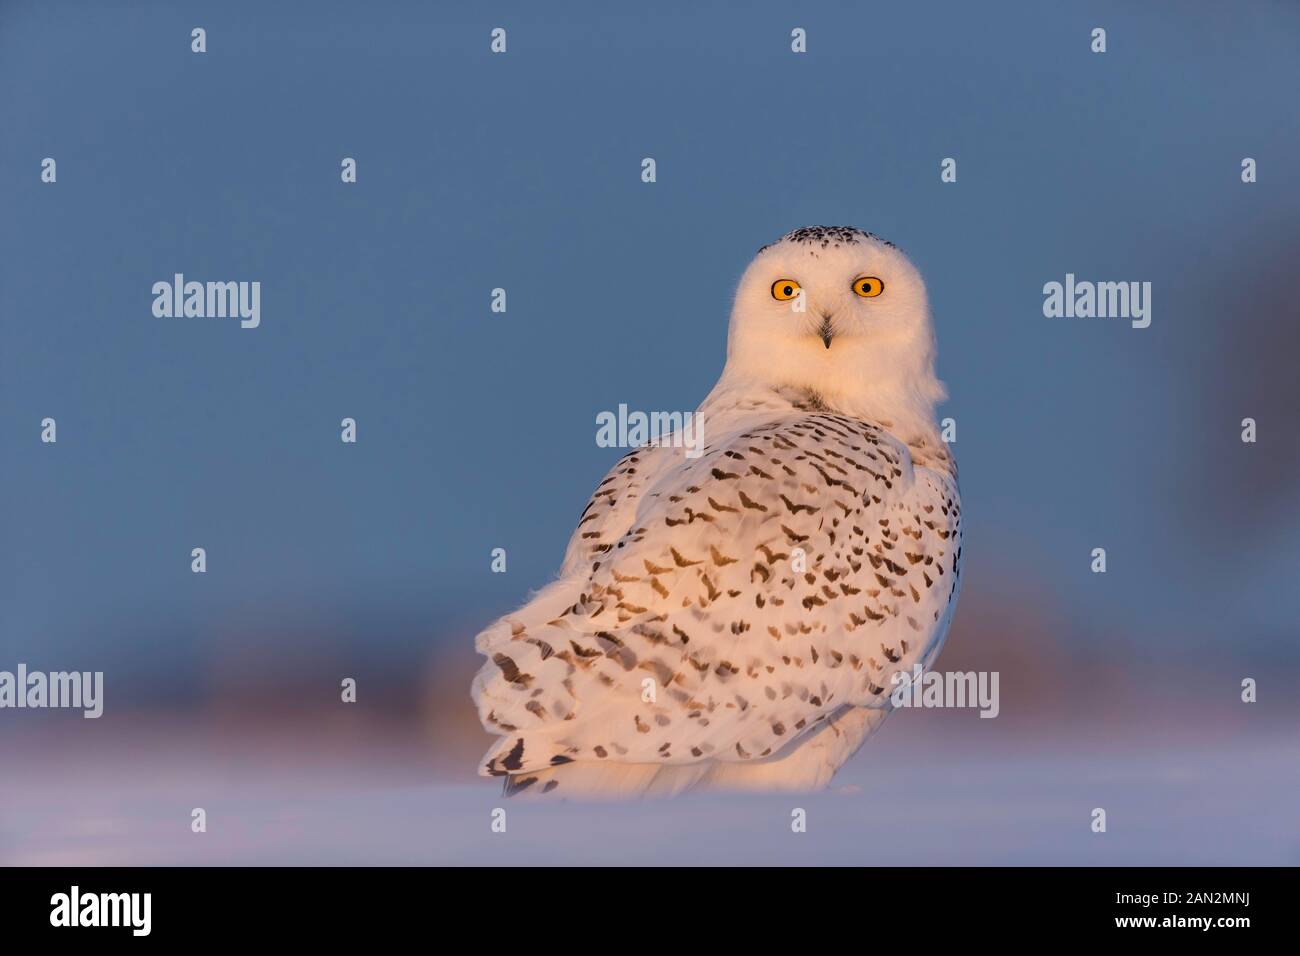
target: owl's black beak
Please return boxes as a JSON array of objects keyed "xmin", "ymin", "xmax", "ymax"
[{"xmin": 818, "ymin": 315, "xmax": 834, "ymax": 349}]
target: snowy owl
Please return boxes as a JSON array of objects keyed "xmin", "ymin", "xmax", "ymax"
[{"xmin": 471, "ymin": 225, "xmax": 962, "ymax": 797}]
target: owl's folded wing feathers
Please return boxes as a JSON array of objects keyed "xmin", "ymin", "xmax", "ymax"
[{"xmin": 472, "ymin": 412, "xmax": 962, "ymax": 780}]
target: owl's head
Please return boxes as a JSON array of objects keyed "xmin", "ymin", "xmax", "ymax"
[{"xmin": 720, "ymin": 226, "xmax": 946, "ymax": 428}]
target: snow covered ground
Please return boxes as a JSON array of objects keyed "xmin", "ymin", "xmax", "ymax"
[{"xmin": 3, "ymin": 718, "xmax": 1295, "ymax": 866}]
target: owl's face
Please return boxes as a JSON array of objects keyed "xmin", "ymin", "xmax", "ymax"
[
  {"xmin": 721, "ymin": 226, "xmax": 943, "ymax": 419},
  {"xmin": 734, "ymin": 227, "xmax": 928, "ymax": 353}
]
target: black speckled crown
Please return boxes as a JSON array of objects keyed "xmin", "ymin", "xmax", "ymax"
[{"xmin": 759, "ymin": 225, "xmax": 896, "ymax": 254}]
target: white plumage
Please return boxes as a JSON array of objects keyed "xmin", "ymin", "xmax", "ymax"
[{"xmin": 472, "ymin": 226, "xmax": 962, "ymax": 797}]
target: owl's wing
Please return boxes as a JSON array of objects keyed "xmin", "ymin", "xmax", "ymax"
[
  {"xmin": 557, "ymin": 445, "xmax": 677, "ymax": 577},
  {"xmin": 472, "ymin": 412, "xmax": 962, "ymax": 777}
]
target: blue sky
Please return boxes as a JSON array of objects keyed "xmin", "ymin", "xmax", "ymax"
[{"xmin": 3, "ymin": 0, "xmax": 1298, "ymax": 698}]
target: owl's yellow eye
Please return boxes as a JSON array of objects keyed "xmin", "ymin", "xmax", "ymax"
[
  {"xmin": 853, "ymin": 276, "xmax": 884, "ymax": 298},
  {"xmin": 771, "ymin": 279, "xmax": 801, "ymax": 301}
]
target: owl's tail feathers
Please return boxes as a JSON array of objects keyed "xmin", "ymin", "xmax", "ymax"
[
  {"xmin": 700, "ymin": 706, "xmax": 888, "ymax": 792},
  {"xmin": 493, "ymin": 707, "xmax": 889, "ymax": 799},
  {"xmin": 472, "ymin": 577, "xmax": 589, "ymax": 745},
  {"xmin": 501, "ymin": 761, "xmax": 713, "ymax": 800}
]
